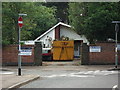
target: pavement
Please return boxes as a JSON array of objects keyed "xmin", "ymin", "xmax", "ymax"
[
  {"xmin": 0, "ymin": 69, "xmax": 40, "ymax": 90},
  {"xmin": 0, "ymin": 60, "xmax": 120, "ymax": 89}
]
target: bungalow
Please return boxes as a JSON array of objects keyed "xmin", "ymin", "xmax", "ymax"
[{"xmin": 34, "ymin": 22, "xmax": 89, "ymax": 57}]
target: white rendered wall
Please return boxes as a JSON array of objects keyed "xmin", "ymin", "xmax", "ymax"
[
  {"xmin": 40, "ymin": 29, "xmax": 55, "ymax": 48},
  {"xmin": 60, "ymin": 26, "xmax": 89, "ymax": 45}
]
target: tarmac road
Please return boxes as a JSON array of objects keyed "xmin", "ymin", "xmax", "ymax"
[
  {"xmin": 19, "ymin": 66, "xmax": 119, "ymax": 88},
  {"xmin": 2, "ymin": 65, "xmax": 119, "ymax": 89},
  {"xmin": 20, "ymin": 74, "xmax": 118, "ymax": 88}
]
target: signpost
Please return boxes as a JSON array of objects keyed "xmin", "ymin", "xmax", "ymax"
[
  {"xmin": 112, "ymin": 21, "xmax": 120, "ymax": 69},
  {"xmin": 18, "ymin": 14, "xmax": 27, "ymax": 76}
]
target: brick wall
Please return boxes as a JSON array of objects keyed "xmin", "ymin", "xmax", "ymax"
[
  {"xmin": 81, "ymin": 43, "xmax": 89, "ymax": 65},
  {"xmin": 89, "ymin": 42, "xmax": 120, "ymax": 65},
  {"xmin": 55, "ymin": 25, "xmax": 60, "ymax": 40},
  {"xmin": 2, "ymin": 45, "xmax": 35, "ymax": 65}
]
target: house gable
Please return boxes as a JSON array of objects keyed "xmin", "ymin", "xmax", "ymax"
[
  {"xmin": 34, "ymin": 22, "xmax": 71, "ymax": 41},
  {"xmin": 34, "ymin": 22, "xmax": 89, "ymax": 46}
]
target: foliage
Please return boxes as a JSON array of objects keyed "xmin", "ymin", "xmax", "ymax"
[
  {"xmin": 2, "ymin": 2, "xmax": 120, "ymax": 45},
  {"xmin": 69, "ymin": 2, "xmax": 88, "ymax": 34},
  {"xmin": 43, "ymin": 2, "xmax": 69, "ymax": 23},
  {"xmin": 2, "ymin": 2, "xmax": 57, "ymax": 45},
  {"xmin": 68, "ymin": 2, "xmax": 120, "ymax": 43}
]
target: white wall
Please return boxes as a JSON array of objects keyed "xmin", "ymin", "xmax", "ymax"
[
  {"xmin": 40, "ymin": 29, "xmax": 55, "ymax": 48},
  {"xmin": 60, "ymin": 26, "xmax": 89, "ymax": 45},
  {"xmin": 37, "ymin": 25, "xmax": 89, "ymax": 49}
]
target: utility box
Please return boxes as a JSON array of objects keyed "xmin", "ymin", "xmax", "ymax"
[{"xmin": 53, "ymin": 41, "xmax": 74, "ymax": 60}]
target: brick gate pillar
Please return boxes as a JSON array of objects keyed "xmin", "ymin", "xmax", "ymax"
[
  {"xmin": 34, "ymin": 42, "xmax": 42, "ymax": 66},
  {"xmin": 81, "ymin": 43, "xmax": 89, "ymax": 65}
]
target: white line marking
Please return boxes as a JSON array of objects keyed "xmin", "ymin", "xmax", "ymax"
[
  {"xmin": 0, "ymin": 71, "xmax": 14, "ymax": 74},
  {"xmin": 42, "ymin": 70, "xmax": 118, "ymax": 78},
  {"xmin": 112, "ymin": 85, "xmax": 118, "ymax": 90},
  {"xmin": 69, "ymin": 74, "xmax": 94, "ymax": 78}
]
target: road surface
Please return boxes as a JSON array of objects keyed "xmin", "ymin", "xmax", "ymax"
[{"xmin": 19, "ymin": 67, "xmax": 119, "ymax": 89}]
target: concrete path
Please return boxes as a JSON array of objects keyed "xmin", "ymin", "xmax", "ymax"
[{"xmin": 0, "ymin": 70, "xmax": 40, "ymax": 89}]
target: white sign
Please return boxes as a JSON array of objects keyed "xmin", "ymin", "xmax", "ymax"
[
  {"xmin": 89, "ymin": 46, "xmax": 101, "ymax": 52},
  {"xmin": 19, "ymin": 49, "xmax": 32, "ymax": 56},
  {"xmin": 117, "ymin": 44, "xmax": 120, "ymax": 50},
  {"xmin": 25, "ymin": 41, "xmax": 35, "ymax": 45}
]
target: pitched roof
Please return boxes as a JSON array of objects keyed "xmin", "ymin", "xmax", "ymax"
[{"xmin": 34, "ymin": 22, "xmax": 71, "ymax": 41}]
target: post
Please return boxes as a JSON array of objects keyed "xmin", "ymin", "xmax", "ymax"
[
  {"xmin": 18, "ymin": 13, "xmax": 27, "ymax": 76},
  {"xmin": 112, "ymin": 21, "xmax": 120, "ymax": 69},
  {"xmin": 18, "ymin": 27, "xmax": 21, "ymax": 76},
  {"xmin": 115, "ymin": 23, "xmax": 118, "ymax": 68}
]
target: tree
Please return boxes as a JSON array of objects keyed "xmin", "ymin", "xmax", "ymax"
[
  {"xmin": 31, "ymin": 3, "xmax": 57, "ymax": 39},
  {"xmin": 2, "ymin": 2, "xmax": 57, "ymax": 45},
  {"xmin": 43, "ymin": 2, "xmax": 69, "ymax": 23},
  {"xmin": 68, "ymin": 2, "xmax": 88, "ymax": 35},
  {"xmin": 84, "ymin": 2, "xmax": 120, "ymax": 42},
  {"xmin": 2, "ymin": 2, "xmax": 22, "ymax": 45},
  {"xmin": 68, "ymin": 2, "xmax": 120, "ymax": 43}
]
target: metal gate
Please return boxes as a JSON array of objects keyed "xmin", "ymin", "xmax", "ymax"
[{"xmin": 53, "ymin": 41, "xmax": 74, "ymax": 60}]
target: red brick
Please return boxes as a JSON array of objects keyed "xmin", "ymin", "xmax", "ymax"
[
  {"xmin": 89, "ymin": 42, "xmax": 120, "ymax": 64},
  {"xmin": 2, "ymin": 45, "xmax": 35, "ymax": 64}
]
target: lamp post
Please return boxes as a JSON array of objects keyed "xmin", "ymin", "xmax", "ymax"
[
  {"xmin": 18, "ymin": 13, "xmax": 27, "ymax": 76},
  {"xmin": 112, "ymin": 21, "xmax": 120, "ymax": 69}
]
